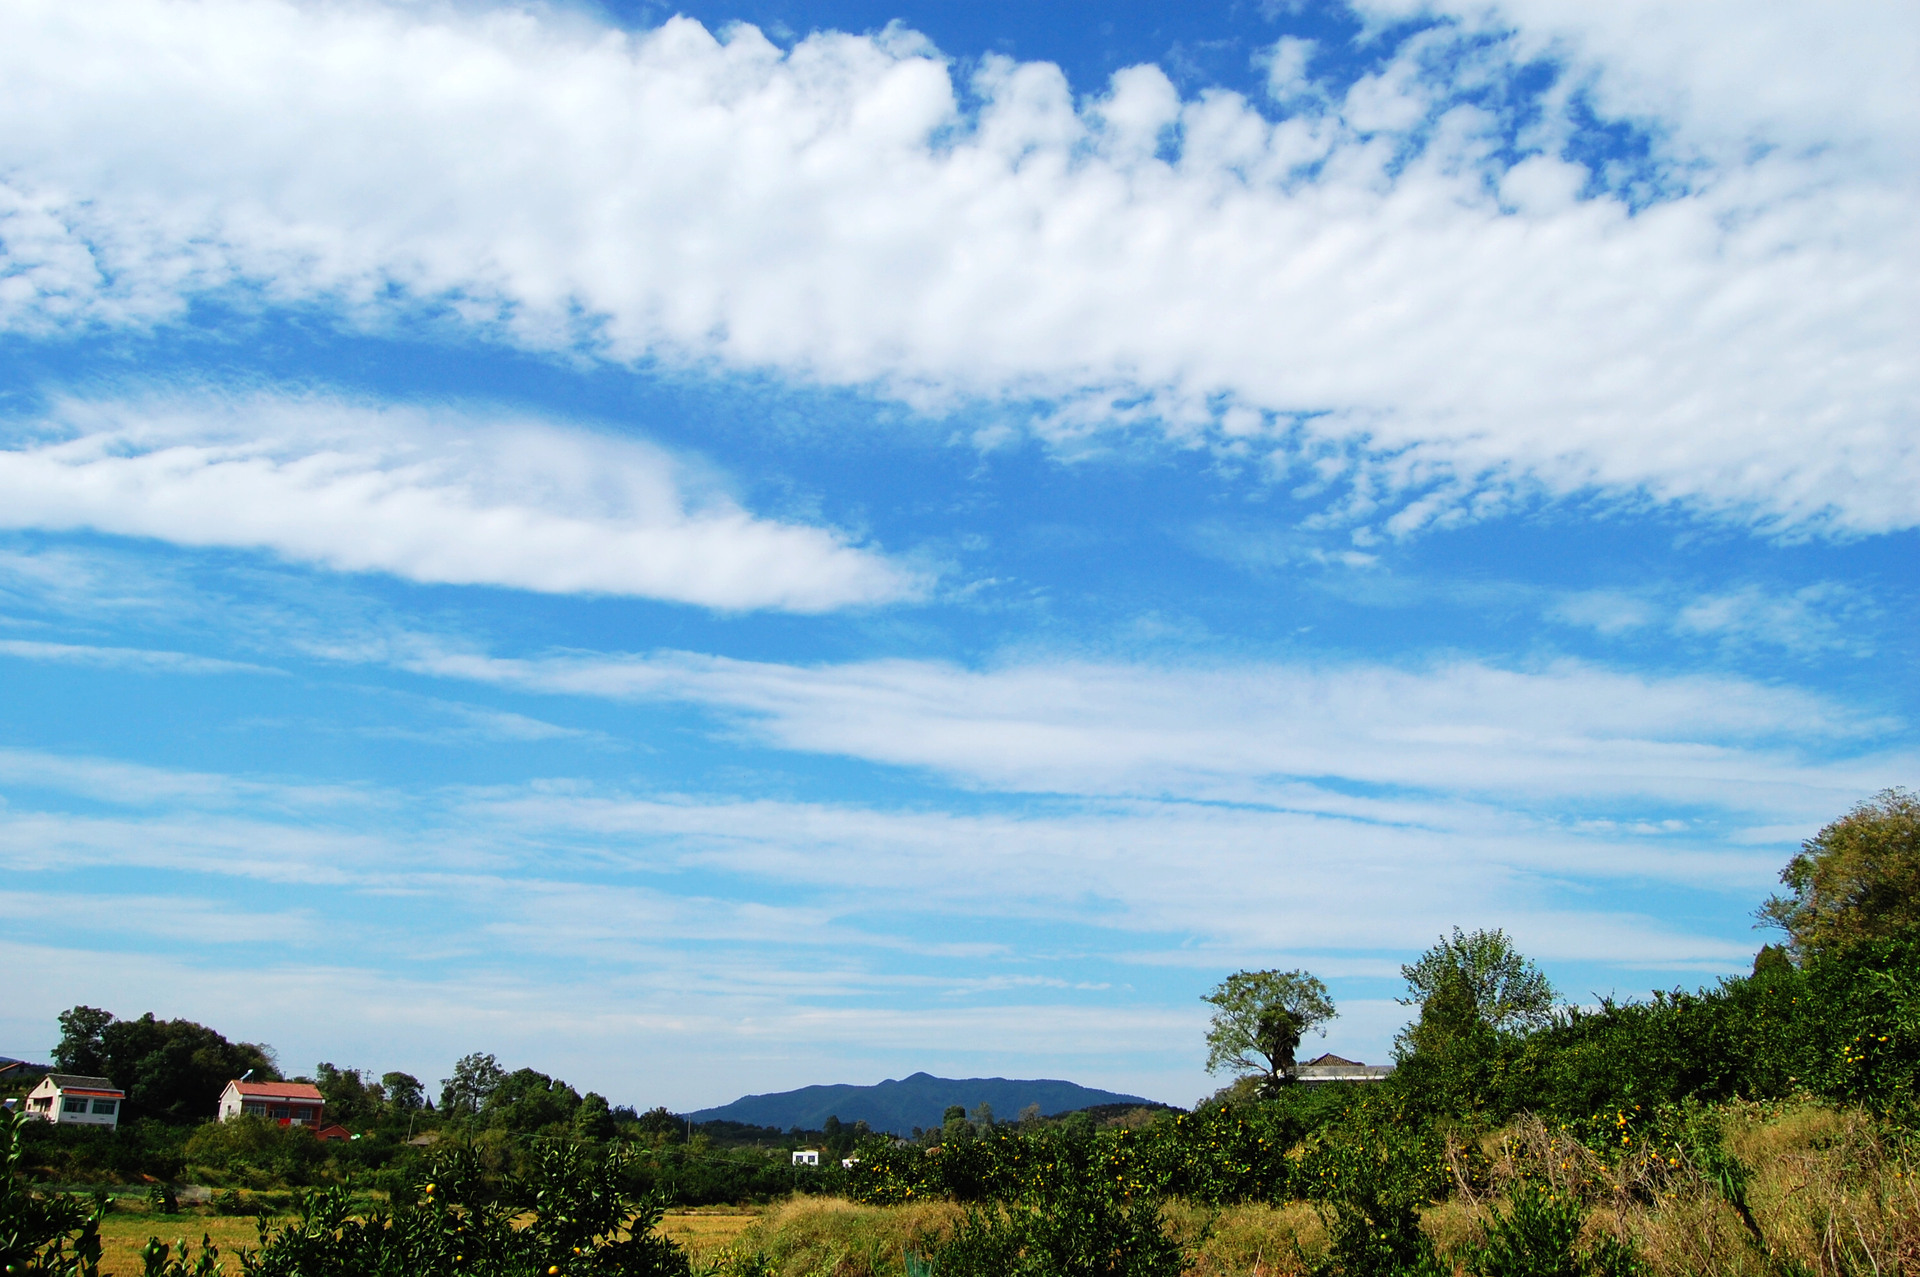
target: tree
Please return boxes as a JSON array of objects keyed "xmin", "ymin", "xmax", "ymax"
[
  {"xmin": 574, "ymin": 1092, "xmax": 615, "ymax": 1140},
  {"xmin": 440, "ymin": 1052, "xmax": 506, "ymax": 1117},
  {"xmin": 53, "ymin": 1006, "xmax": 114, "ymax": 1075},
  {"xmin": 381, "ymin": 1071, "xmax": 426, "ymax": 1112},
  {"xmin": 315, "ymin": 1063, "xmax": 384, "ymax": 1126},
  {"xmin": 1759, "ymin": 788, "xmax": 1920, "ymax": 961},
  {"xmin": 1202, "ymin": 969, "xmax": 1336, "ymax": 1092},
  {"xmin": 1397, "ymin": 927, "xmax": 1556, "ymax": 1033},
  {"xmin": 482, "ymin": 1068, "xmax": 581, "ymax": 1134}
]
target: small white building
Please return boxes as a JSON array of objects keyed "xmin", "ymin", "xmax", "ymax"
[
  {"xmin": 217, "ymin": 1079, "xmax": 326, "ymax": 1127},
  {"xmin": 791, "ymin": 1149, "xmax": 820, "ymax": 1166},
  {"xmin": 22, "ymin": 1075, "xmax": 125, "ymax": 1128},
  {"xmin": 1293, "ymin": 1053, "xmax": 1395, "ymax": 1084}
]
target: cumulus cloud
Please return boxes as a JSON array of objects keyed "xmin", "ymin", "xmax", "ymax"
[
  {"xmin": 0, "ymin": 393, "xmax": 917, "ymax": 611},
  {"xmin": 0, "ymin": 1, "xmax": 1911, "ymax": 534}
]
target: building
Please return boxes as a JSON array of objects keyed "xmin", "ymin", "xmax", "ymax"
[
  {"xmin": 22, "ymin": 1074, "xmax": 126, "ymax": 1127},
  {"xmin": 1293, "ymin": 1053, "xmax": 1395, "ymax": 1084},
  {"xmin": 791, "ymin": 1149, "xmax": 820, "ymax": 1166},
  {"xmin": 217, "ymin": 1079, "xmax": 326, "ymax": 1127}
]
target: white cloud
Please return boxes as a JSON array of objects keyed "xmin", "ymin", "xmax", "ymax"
[
  {"xmin": 0, "ymin": 1, "xmax": 1910, "ymax": 534},
  {"xmin": 401, "ymin": 643, "xmax": 1906, "ymax": 815},
  {"xmin": 1552, "ymin": 581, "xmax": 1878, "ymax": 654},
  {"xmin": 1356, "ymin": 0, "xmax": 1918, "ymax": 168},
  {"xmin": 0, "ymin": 637, "xmax": 276, "ymax": 675},
  {"xmin": 0, "ymin": 393, "xmax": 917, "ymax": 611}
]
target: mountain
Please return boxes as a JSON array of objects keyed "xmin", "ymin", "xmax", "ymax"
[{"xmin": 686, "ymin": 1072, "xmax": 1160, "ymax": 1136}]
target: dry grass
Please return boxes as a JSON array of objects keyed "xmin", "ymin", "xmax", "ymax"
[
  {"xmin": 1432, "ymin": 1101, "xmax": 1920, "ymax": 1277},
  {"xmin": 95, "ymin": 1210, "xmax": 263, "ymax": 1277},
  {"xmin": 719, "ymin": 1195, "xmax": 962, "ymax": 1276},
  {"xmin": 659, "ymin": 1207, "xmax": 762, "ymax": 1265},
  {"xmin": 1165, "ymin": 1199, "xmax": 1327, "ymax": 1276}
]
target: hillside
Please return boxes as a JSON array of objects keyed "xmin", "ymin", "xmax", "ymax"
[{"xmin": 686, "ymin": 1072, "xmax": 1159, "ymax": 1135}]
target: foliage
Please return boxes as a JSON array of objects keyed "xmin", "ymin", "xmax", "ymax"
[
  {"xmin": 139, "ymin": 1233, "xmax": 226, "ymax": 1277},
  {"xmin": 1, "ymin": 1109, "xmax": 105, "ymax": 1277},
  {"xmin": 1760, "ymin": 787, "xmax": 1920, "ymax": 961},
  {"xmin": 52, "ymin": 1008, "xmax": 278, "ymax": 1124},
  {"xmin": 381, "ymin": 1072, "xmax": 426, "ymax": 1113},
  {"xmin": 439, "ymin": 1053, "xmax": 507, "ymax": 1119},
  {"xmin": 1399, "ymin": 929, "xmax": 1557, "ymax": 1035},
  {"xmin": 1465, "ymin": 1181, "xmax": 1640, "ymax": 1277},
  {"xmin": 237, "ymin": 1140, "xmax": 690, "ymax": 1277},
  {"xmin": 927, "ymin": 1122, "xmax": 1187, "ymax": 1277},
  {"xmin": 1203, "ymin": 971, "xmax": 1338, "ymax": 1093}
]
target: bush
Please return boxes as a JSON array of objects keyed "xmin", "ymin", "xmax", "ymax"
[
  {"xmin": 235, "ymin": 1139, "xmax": 690, "ymax": 1277},
  {"xmin": 0, "ymin": 1109, "xmax": 106, "ymax": 1277}
]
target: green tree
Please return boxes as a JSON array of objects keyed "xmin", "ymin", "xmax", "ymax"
[
  {"xmin": 439, "ymin": 1052, "xmax": 505, "ymax": 1117},
  {"xmin": 1759, "ymin": 788, "xmax": 1920, "ymax": 961},
  {"xmin": 482, "ymin": 1067, "xmax": 581, "ymax": 1134},
  {"xmin": 53, "ymin": 1005, "xmax": 114, "ymax": 1076},
  {"xmin": 381, "ymin": 1071, "xmax": 426, "ymax": 1113},
  {"xmin": 574, "ymin": 1091, "xmax": 615, "ymax": 1140},
  {"xmin": 1397, "ymin": 927, "xmax": 1556, "ymax": 1033},
  {"xmin": 314, "ymin": 1062, "xmax": 381, "ymax": 1126},
  {"xmin": 1203, "ymin": 968, "xmax": 1337, "ymax": 1092}
]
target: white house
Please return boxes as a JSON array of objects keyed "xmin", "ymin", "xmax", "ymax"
[
  {"xmin": 22, "ymin": 1075, "xmax": 125, "ymax": 1128},
  {"xmin": 791, "ymin": 1149, "xmax": 820, "ymax": 1166},
  {"xmin": 218, "ymin": 1079, "xmax": 326, "ymax": 1127},
  {"xmin": 1293, "ymin": 1053, "xmax": 1395, "ymax": 1084}
]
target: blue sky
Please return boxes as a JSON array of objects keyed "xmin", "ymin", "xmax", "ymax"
[{"xmin": 0, "ymin": 0, "xmax": 1914, "ymax": 1111}]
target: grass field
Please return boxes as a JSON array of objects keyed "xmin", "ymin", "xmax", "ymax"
[
  {"xmin": 96, "ymin": 1212, "xmax": 263, "ymax": 1277},
  {"xmin": 91, "ymin": 1203, "xmax": 760, "ymax": 1276}
]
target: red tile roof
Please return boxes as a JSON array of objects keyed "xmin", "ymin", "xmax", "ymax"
[{"xmin": 229, "ymin": 1081, "xmax": 324, "ymax": 1102}]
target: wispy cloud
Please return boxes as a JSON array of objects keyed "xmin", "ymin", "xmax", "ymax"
[
  {"xmin": 1552, "ymin": 581, "xmax": 1882, "ymax": 655},
  {"xmin": 0, "ymin": 2, "xmax": 1910, "ymax": 534},
  {"xmin": 0, "ymin": 392, "xmax": 919, "ymax": 611},
  {"xmin": 0, "ymin": 637, "xmax": 277, "ymax": 675},
  {"xmin": 392, "ymin": 643, "xmax": 1905, "ymax": 816}
]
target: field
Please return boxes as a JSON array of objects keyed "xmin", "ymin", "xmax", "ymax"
[{"xmin": 89, "ymin": 1203, "xmax": 763, "ymax": 1276}]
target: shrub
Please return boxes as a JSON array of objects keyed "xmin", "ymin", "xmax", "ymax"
[
  {"xmin": 0, "ymin": 1109, "xmax": 105, "ymax": 1277},
  {"xmin": 234, "ymin": 1140, "xmax": 690, "ymax": 1277}
]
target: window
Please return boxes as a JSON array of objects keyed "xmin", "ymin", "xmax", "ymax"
[
  {"xmin": 243, "ymin": 1101, "xmax": 268, "ymax": 1116},
  {"xmin": 29, "ymin": 1096, "xmax": 50, "ymax": 1111},
  {"xmin": 92, "ymin": 1099, "xmax": 118, "ymax": 1115},
  {"xmin": 62, "ymin": 1097, "xmax": 88, "ymax": 1113},
  {"xmin": 270, "ymin": 1106, "xmax": 290, "ymax": 1120},
  {"xmin": 293, "ymin": 1107, "xmax": 313, "ymax": 1121}
]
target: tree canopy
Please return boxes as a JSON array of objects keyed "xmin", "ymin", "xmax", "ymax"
[
  {"xmin": 1397, "ymin": 927, "xmax": 1556, "ymax": 1034},
  {"xmin": 1759, "ymin": 787, "xmax": 1920, "ymax": 960},
  {"xmin": 1202, "ymin": 969, "xmax": 1336, "ymax": 1092}
]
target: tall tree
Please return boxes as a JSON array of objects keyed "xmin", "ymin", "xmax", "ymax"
[
  {"xmin": 314, "ymin": 1063, "xmax": 381, "ymax": 1125},
  {"xmin": 439, "ymin": 1052, "xmax": 506, "ymax": 1118},
  {"xmin": 52, "ymin": 1006, "xmax": 114, "ymax": 1075},
  {"xmin": 381, "ymin": 1072, "xmax": 426, "ymax": 1112},
  {"xmin": 1202, "ymin": 969, "xmax": 1336, "ymax": 1092},
  {"xmin": 1397, "ymin": 927, "xmax": 1556, "ymax": 1033},
  {"xmin": 1759, "ymin": 788, "xmax": 1920, "ymax": 961}
]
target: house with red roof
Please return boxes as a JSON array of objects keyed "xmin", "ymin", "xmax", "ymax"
[{"xmin": 217, "ymin": 1079, "xmax": 326, "ymax": 1128}]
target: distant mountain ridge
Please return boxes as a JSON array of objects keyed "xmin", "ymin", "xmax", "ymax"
[{"xmin": 686, "ymin": 1072, "xmax": 1159, "ymax": 1135}]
